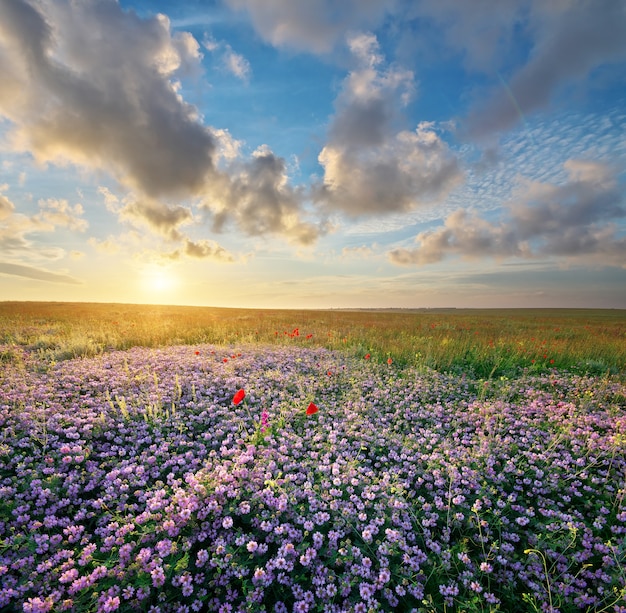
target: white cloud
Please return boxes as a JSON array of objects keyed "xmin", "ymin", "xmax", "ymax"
[
  {"xmin": 223, "ymin": 47, "xmax": 251, "ymax": 81},
  {"xmin": 34, "ymin": 198, "xmax": 88, "ymax": 232},
  {"xmin": 389, "ymin": 159, "xmax": 626, "ymax": 268},
  {"xmin": 0, "ymin": 185, "xmax": 15, "ymax": 220},
  {"xmin": 0, "ymin": 0, "xmax": 215, "ymax": 200},
  {"xmin": 204, "ymin": 145, "xmax": 326, "ymax": 245},
  {"xmin": 203, "ymin": 34, "xmax": 251, "ymax": 81},
  {"xmin": 0, "ymin": 188, "xmax": 87, "ymax": 261},
  {"xmin": 314, "ymin": 34, "xmax": 462, "ymax": 217}
]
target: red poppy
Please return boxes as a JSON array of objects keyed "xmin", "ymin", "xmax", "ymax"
[
  {"xmin": 195, "ymin": 351, "xmax": 200, "ymax": 355},
  {"xmin": 387, "ymin": 357, "xmax": 393, "ymax": 365},
  {"xmin": 364, "ymin": 353, "xmax": 371, "ymax": 360},
  {"xmin": 306, "ymin": 402, "xmax": 319, "ymax": 415},
  {"xmin": 233, "ymin": 389, "xmax": 245, "ymax": 405}
]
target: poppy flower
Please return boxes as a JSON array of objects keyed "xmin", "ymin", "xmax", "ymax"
[
  {"xmin": 306, "ymin": 402, "xmax": 319, "ymax": 416},
  {"xmin": 364, "ymin": 353, "xmax": 371, "ymax": 360},
  {"xmin": 387, "ymin": 357, "xmax": 393, "ymax": 365},
  {"xmin": 233, "ymin": 389, "xmax": 245, "ymax": 405},
  {"xmin": 195, "ymin": 351, "xmax": 200, "ymax": 355}
]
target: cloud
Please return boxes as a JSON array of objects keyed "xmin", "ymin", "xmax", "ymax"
[
  {"xmin": 34, "ymin": 198, "xmax": 89, "ymax": 232},
  {"xmin": 88, "ymin": 236, "xmax": 122, "ymax": 255},
  {"xmin": 0, "ymin": 1, "xmax": 326, "ymax": 248},
  {"xmin": 0, "ymin": 0, "xmax": 216, "ymax": 199},
  {"xmin": 224, "ymin": 47, "xmax": 251, "ymax": 81},
  {"xmin": 223, "ymin": 0, "xmax": 395, "ymax": 54},
  {"xmin": 399, "ymin": 1, "xmax": 626, "ymax": 138},
  {"xmin": 405, "ymin": 0, "xmax": 526, "ymax": 73},
  {"xmin": 0, "ymin": 189, "xmax": 87, "ymax": 259},
  {"xmin": 314, "ymin": 33, "xmax": 463, "ymax": 217},
  {"xmin": 204, "ymin": 145, "xmax": 326, "ymax": 245},
  {"xmin": 96, "ymin": 187, "xmax": 193, "ymax": 241},
  {"xmin": 203, "ymin": 34, "xmax": 251, "ymax": 81},
  {"xmin": 389, "ymin": 159, "xmax": 626, "ymax": 267},
  {"xmin": 342, "ymin": 245, "xmax": 375, "ymax": 257},
  {"xmin": 0, "ymin": 185, "xmax": 16, "ymax": 220},
  {"xmin": 462, "ymin": 0, "xmax": 626, "ymax": 138},
  {"xmin": 119, "ymin": 199, "xmax": 193, "ymax": 240},
  {"xmin": 0, "ymin": 261, "xmax": 81, "ymax": 284},
  {"xmin": 166, "ymin": 238, "xmax": 234, "ymax": 262}
]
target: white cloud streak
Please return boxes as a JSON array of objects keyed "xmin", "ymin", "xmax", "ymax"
[{"xmin": 0, "ymin": 261, "xmax": 82, "ymax": 284}]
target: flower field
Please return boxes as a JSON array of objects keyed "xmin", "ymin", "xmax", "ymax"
[{"xmin": 1, "ymin": 335, "xmax": 625, "ymax": 612}]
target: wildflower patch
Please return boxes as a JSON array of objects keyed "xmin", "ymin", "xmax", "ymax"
[{"xmin": 0, "ymin": 344, "xmax": 624, "ymax": 612}]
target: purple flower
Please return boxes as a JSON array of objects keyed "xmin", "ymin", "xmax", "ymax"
[
  {"xmin": 150, "ymin": 565, "xmax": 166, "ymax": 588},
  {"xmin": 100, "ymin": 596, "xmax": 121, "ymax": 612},
  {"xmin": 246, "ymin": 540, "xmax": 259, "ymax": 553}
]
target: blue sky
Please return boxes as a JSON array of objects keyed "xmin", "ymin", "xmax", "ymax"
[{"xmin": 1, "ymin": 0, "xmax": 625, "ymax": 308}]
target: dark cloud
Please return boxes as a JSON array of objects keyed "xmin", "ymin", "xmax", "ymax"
[
  {"xmin": 314, "ymin": 33, "xmax": 462, "ymax": 218},
  {"xmin": 389, "ymin": 160, "xmax": 626, "ymax": 267},
  {"xmin": 0, "ymin": 261, "xmax": 82, "ymax": 284}
]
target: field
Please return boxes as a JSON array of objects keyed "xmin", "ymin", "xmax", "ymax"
[{"xmin": 0, "ymin": 302, "xmax": 625, "ymax": 612}]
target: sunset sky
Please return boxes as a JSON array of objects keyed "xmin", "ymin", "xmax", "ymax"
[{"xmin": 1, "ymin": 0, "xmax": 625, "ymax": 309}]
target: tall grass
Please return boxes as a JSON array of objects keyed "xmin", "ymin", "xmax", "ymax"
[{"xmin": 0, "ymin": 301, "xmax": 624, "ymax": 377}]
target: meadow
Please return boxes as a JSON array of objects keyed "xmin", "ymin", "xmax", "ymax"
[{"xmin": 0, "ymin": 302, "xmax": 624, "ymax": 612}]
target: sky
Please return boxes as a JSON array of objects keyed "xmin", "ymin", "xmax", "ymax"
[{"xmin": 1, "ymin": 0, "xmax": 625, "ymax": 309}]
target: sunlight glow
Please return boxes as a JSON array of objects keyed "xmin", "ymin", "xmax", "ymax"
[{"xmin": 141, "ymin": 266, "xmax": 178, "ymax": 294}]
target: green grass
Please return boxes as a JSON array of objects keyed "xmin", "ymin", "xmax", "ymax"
[{"xmin": 0, "ymin": 301, "xmax": 624, "ymax": 377}]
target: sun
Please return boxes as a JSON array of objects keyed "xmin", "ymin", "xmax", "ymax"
[{"xmin": 141, "ymin": 265, "xmax": 178, "ymax": 294}]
